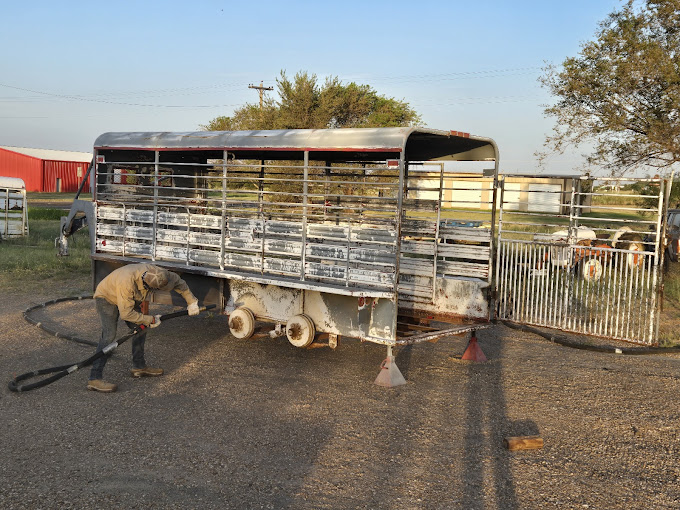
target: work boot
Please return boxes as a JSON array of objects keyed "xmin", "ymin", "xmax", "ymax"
[
  {"xmin": 130, "ymin": 367, "xmax": 164, "ymax": 378},
  {"xmin": 87, "ymin": 379, "xmax": 118, "ymax": 393}
]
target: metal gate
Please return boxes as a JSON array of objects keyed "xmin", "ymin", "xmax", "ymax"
[{"xmin": 496, "ymin": 175, "xmax": 670, "ymax": 345}]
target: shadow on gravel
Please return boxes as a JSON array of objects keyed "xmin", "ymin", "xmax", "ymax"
[
  {"xmin": 461, "ymin": 331, "xmax": 519, "ymax": 510},
  {"xmin": 3, "ymin": 309, "xmax": 531, "ymax": 509}
]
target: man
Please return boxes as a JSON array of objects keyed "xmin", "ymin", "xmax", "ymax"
[{"xmin": 87, "ymin": 263, "xmax": 200, "ymax": 393}]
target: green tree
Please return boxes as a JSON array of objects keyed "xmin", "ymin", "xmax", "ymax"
[
  {"xmin": 540, "ymin": 0, "xmax": 680, "ymax": 176},
  {"xmin": 633, "ymin": 178, "xmax": 680, "ymax": 209},
  {"xmin": 201, "ymin": 70, "xmax": 421, "ymax": 131}
]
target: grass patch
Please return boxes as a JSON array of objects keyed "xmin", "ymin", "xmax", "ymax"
[
  {"xmin": 0, "ymin": 219, "xmax": 91, "ymax": 291},
  {"xmin": 28, "ymin": 207, "xmax": 67, "ymax": 220},
  {"xmin": 27, "ymin": 192, "xmax": 92, "ymax": 203}
]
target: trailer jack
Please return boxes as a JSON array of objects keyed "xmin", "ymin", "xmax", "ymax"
[{"xmin": 374, "ymin": 345, "xmax": 406, "ymax": 388}]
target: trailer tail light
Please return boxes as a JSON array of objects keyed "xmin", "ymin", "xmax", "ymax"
[{"xmin": 450, "ymin": 130, "xmax": 470, "ymax": 138}]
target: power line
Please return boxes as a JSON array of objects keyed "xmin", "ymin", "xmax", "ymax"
[
  {"xmin": 0, "ymin": 65, "xmax": 547, "ymax": 110},
  {"xmin": 0, "ymin": 82, "xmax": 246, "ymax": 109}
]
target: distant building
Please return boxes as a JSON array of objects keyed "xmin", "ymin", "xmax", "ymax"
[
  {"xmin": 0, "ymin": 146, "xmax": 92, "ymax": 192},
  {"xmin": 410, "ymin": 170, "xmax": 590, "ymax": 214}
]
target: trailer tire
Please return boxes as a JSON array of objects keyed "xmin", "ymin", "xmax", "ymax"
[
  {"xmin": 229, "ymin": 307, "xmax": 255, "ymax": 339},
  {"xmin": 286, "ymin": 314, "xmax": 316, "ymax": 348}
]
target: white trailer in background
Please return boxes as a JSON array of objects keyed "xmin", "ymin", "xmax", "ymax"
[
  {"xmin": 0, "ymin": 176, "xmax": 28, "ymax": 239},
  {"xmin": 58, "ymin": 127, "xmax": 500, "ymax": 384}
]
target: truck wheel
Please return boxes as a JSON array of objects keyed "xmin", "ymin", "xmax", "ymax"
[
  {"xmin": 286, "ymin": 314, "xmax": 316, "ymax": 348},
  {"xmin": 229, "ymin": 307, "xmax": 255, "ymax": 339}
]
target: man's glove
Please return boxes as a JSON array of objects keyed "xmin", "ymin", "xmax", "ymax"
[
  {"xmin": 187, "ymin": 301, "xmax": 200, "ymax": 316},
  {"xmin": 149, "ymin": 314, "xmax": 162, "ymax": 328}
]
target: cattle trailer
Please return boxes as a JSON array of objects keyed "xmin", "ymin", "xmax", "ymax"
[{"xmin": 59, "ymin": 128, "xmax": 499, "ymax": 382}]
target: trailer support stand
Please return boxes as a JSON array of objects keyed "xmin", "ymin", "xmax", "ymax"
[
  {"xmin": 461, "ymin": 330, "xmax": 487, "ymax": 362},
  {"xmin": 374, "ymin": 345, "xmax": 407, "ymax": 387}
]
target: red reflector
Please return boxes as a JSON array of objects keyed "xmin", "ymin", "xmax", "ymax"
[
  {"xmin": 450, "ymin": 130, "xmax": 470, "ymax": 138},
  {"xmin": 386, "ymin": 159, "xmax": 400, "ymax": 167},
  {"xmin": 96, "ymin": 155, "xmax": 105, "ymax": 163}
]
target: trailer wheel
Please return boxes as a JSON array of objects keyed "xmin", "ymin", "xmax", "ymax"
[
  {"xmin": 286, "ymin": 314, "xmax": 316, "ymax": 348},
  {"xmin": 229, "ymin": 307, "xmax": 255, "ymax": 339}
]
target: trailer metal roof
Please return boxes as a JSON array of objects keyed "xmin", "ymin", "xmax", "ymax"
[{"xmin": 94, "ymin": 127, "xmax": 498, "ymax": 162}]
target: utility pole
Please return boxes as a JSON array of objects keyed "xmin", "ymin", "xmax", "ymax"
[{"xmin": 248, "ymin": 81, "xmax": 273, "ymax": 109}]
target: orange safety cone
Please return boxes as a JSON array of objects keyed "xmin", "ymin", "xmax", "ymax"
[
  {"xmin": 374, "ymin": 346, "xmax": 407, "ymax": 387},
  {"xmin": 461, "ymin": 331, "xmax": 487, "ymax": 362}
]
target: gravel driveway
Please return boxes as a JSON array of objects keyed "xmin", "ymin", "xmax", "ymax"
[{"xmin": 1, "ymin": 281, "xmax": 679, "ymax": 509}]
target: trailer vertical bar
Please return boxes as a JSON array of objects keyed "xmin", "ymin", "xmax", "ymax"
[
  {"xmin": 431, "ymin": 163, "xmax": 444, "ymax": 302},
  {"xmin": 151, "ymin": 150, "xmax": 159, "ymax": 261},
  {"xmin": 300, "ymin": 151, "xmax": 309, "ymax": 282},
  {"xmin": 220, "ymin": 151, "xmax": 227, "ymax": 271}
]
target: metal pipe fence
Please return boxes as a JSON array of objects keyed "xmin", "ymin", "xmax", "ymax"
[{"xmin": 496, "ymin": 176, "xmax": 668, "ymax": 345}]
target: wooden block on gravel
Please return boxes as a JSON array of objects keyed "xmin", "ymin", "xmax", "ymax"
[{"xmin": 504, "ymin": 435, "xmax": 544, "ymax": 451}]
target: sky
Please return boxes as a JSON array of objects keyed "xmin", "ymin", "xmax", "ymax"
[{"xmin": 0, "ymin": 0, "xmax": 623, "ymax": 175}]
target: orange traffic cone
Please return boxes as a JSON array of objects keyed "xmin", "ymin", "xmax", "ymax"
[{"xmin": 461, "ymin": 331, "xmax": 487, "ymax": 362}]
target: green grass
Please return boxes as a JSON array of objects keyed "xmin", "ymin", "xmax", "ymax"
[
  {"xmin": 26, "ymin": 192, "xmax": 92, "ymax": 203},
  {"xmin": 28, "ymin": 208, "xmax": 66, "ymax": 220},
  {"xmin": 0, "ymin": 215, "xmax": 91, "ymax": 291}
]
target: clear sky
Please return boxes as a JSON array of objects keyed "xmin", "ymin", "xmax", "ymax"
[{"xmin": 0, "ymin": 0, "xmax": 622, "ymax": 175}]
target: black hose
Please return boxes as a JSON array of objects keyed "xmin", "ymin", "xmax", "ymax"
[
  {"xmin": 9, "ymin": 304, "xmax": 216, "ymax": 392},
  {"xmin": 501, "ymin": 320, "xmax": 680, "ymax": 355},
  {"xmin": 23, "ymin": 295, "xmax": 98, "ymax": 347}
]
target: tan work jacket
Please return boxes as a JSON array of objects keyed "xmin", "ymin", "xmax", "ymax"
[{"xmin": 93, "ymin": 263, "xmax": 196, "ymax": 325}]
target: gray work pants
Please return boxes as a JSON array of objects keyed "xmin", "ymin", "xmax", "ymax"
[{"xmin": 89, "ymin": 298, "xmax": 147, "ymax": 380}]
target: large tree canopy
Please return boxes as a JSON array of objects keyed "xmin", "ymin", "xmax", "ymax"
[
  {"xmin": 202, "ymin": 71, "xmax": 421, "ymax": 131},
  {"xmin": 540, "ymin": 0, "xmax": 680, "ymax": 175}
]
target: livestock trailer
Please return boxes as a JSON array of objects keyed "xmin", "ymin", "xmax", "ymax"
[
  {"xmin": 59, "ymin": 128, "xmax": 499, "ymax": 382},
  {"xmin": 0, "ymin": 176, "xmax": 28, "ymax": 239}
]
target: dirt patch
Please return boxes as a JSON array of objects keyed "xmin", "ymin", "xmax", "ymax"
[{"xmin": 1, "ymin": 281, "xmax": 680, "ymax": 509}]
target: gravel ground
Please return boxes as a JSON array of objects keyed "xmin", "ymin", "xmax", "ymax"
[{"xmin": 1, "ymin": 280, "xmax": 680, "ymax": 509}]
